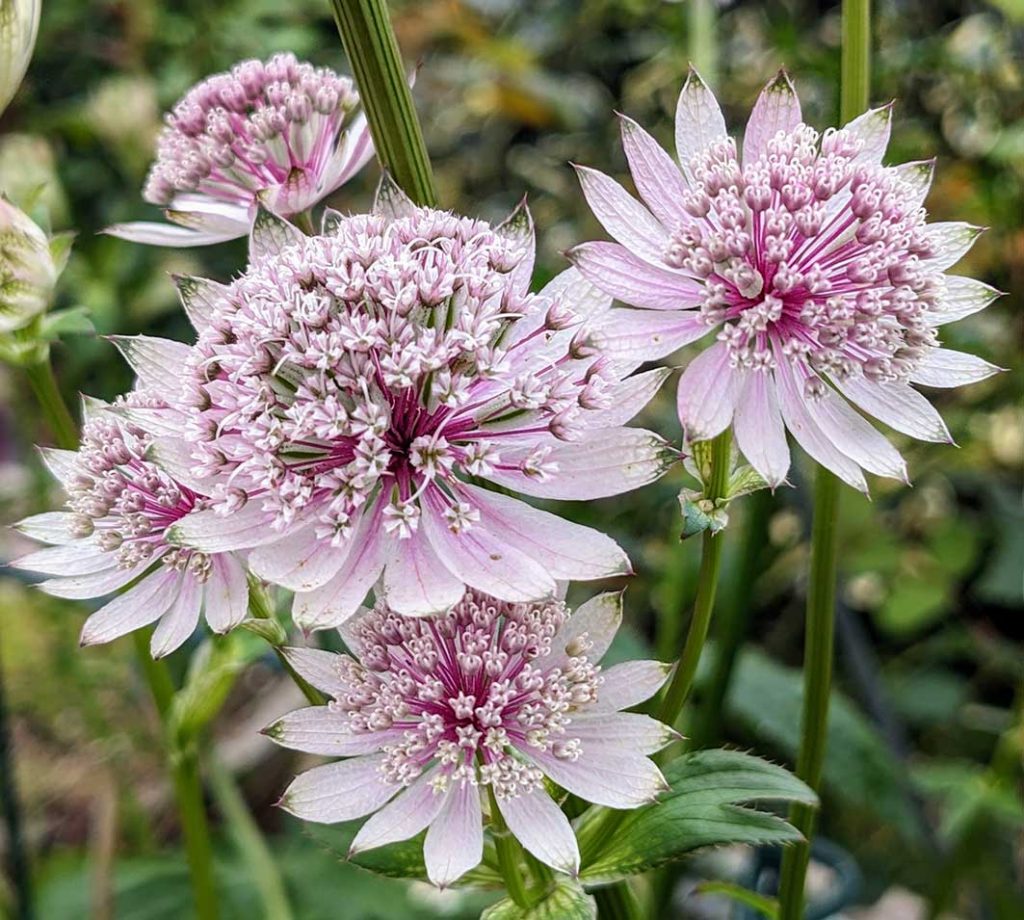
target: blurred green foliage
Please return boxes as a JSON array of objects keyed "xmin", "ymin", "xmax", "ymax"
[{"xmin": 0, "ymin": 0, "xmax": 1021, "ymax": 917}]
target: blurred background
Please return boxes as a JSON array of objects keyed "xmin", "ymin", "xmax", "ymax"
[{"xmin": 0, "ymin": 0, "xmax": 1021, "ymax": 917}]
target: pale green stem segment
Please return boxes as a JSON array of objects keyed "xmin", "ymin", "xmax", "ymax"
[
  {"xmin": 487, "ymin": 785, "xmax": 532, "ymax": 909},
  {"xmin": 23, "ymin": 359, "xmax": 77, "ymax": 451},
  {"xmin": 246, "ymin": 583, "xmax": 324, "ymax": 706},
  {"xmin": 329, "ymin": 0, "xmax": 438, "ymax": 207},
  {"xmin": 687, "ymin": 0, "xmax": 717, "ymax": 86},
  {"xmin": 777, "ymin": 1, "xmax": 869, "ymax": 915}
]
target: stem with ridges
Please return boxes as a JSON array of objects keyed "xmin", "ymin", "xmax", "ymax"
[
  {"xmin": 23, "ymin": 358, "xmax": 77, "ymax": 451},
  {"xmin": 329, "ymin": 0, "xmax": 437, "ymax": 206}
]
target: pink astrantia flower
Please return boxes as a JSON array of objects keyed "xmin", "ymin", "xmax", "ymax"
[
  {"xmin": 106, "ymin": 53, "xmax": 373, "ymax": 247},
  {"xmin": 144, "ymin": 184, "xmax": 675, "ymax": 628},
  {"xmin": 268, "ymin": 590, "xmax": 673, "ymax": 886},
  {"xmin": 569, "ymin": 69, "xmax": 1002, "ymax": 491},
  {"xmin": 12, "ymin": 393, "xmax": 249, "ymax": 657}
]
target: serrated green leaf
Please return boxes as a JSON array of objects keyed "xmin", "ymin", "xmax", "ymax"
[
  {"xmin": 482, "ymin": 881, "xmax": 596, "ymax": 920},
  {"xmin": 577, "ymin": 750, "xmax": 816, "ymax": 883}
]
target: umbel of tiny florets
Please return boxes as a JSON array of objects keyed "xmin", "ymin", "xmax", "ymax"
[
  {"xmin": 12, "ymin": 393, "xmax": 249, "ymax": 657},
  {"xmin": 569, "ymin": 68, "xmax": 1002, "ymax": 493},
  {"xmin": 267, "ymin": 590, "xmax": 674, "ymax": 887},
  {"xmin": 123, "ymin": 181, "xmax": 677, "ymax": 627},
  {"xmin": 106, "ymin": 52, "xmax": 373, "ymax": 247}
]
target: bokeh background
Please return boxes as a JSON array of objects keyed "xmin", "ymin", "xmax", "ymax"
[{"xmin": 1, "ymin": 0, "xmax": 1021, "ymax": 917}]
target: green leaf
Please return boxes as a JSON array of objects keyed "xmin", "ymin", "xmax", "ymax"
[
  {"xmin": 482, "ymin": 881, "xmax": 596, "ymax": 920},
  {"xmin": 39, "ymin": 305, "xmax": 93, "ymax": 339},
  {"xmin": 693, "ymin": 881, "xmax": 778, "ymax": 919},
  {"xmin": 577, "ymin": 749, "xmax": 816, "ymax": 883},
  {"xmin": 727, "ymin": 464, "xmax": 770, "ymax": 500}
]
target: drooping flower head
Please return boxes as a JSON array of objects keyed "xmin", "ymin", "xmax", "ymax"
[
  {"xmin": 269, "ymin": 591, "xmax": 673, "ymax": 886},
  {"xmin": 0, "ymin": 0, "xmax": 40, "ymax": 117},
  {"xmin": 13, "ymin": 393, "xmax": 249, "ymax": 657},
  {"xmin": 106, "ymin": 53, "xmax": 373, "ymax": 247},
  {"xmin": 570, "ymin": 69, "xmax": 1002, "ymax": 491},
  {"xmin": 145, "ymin": 184, "xmax": 675, "ymax": 627},
  {"xmin": 0, "ymin": 196, "xmax": 60, "ymax": 333}
]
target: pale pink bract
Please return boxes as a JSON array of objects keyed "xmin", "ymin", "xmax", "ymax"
[
  {"xmin": 269, "ymin": 591, "xmax": 673, "ymax": 886},
  {"xmin": 106, "ymin": 53, "xmax": 373, "ymax": 247},
  {"xmin": 570, "ymin": 69, "xmax": 1002, "ymax": 492}
]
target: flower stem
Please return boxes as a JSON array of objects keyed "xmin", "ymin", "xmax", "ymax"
[
  {"xmin": 329, "ymin": 0, "xmax": 438, "ymax": 207},
  {"xmin": 245, "ymin": 584, "xmax": 324, "ymax": 706},
  {"xmin": 657, "ymin": 429, "xmax": 732, "ymax": 731},
  {"xmin": 594, "ymin": 883, "xmax": 643, "ymax": 920},
  {"xmin": 487, "ymin": 787, "xmax": 532, "ymax": 909},
  {"xmin": 776, "ymin": 469, "xmax": 841, "ymax": 920},
  {"xmin": 23, "ymin": 358, "xmax": 77, "ymax": 451}
]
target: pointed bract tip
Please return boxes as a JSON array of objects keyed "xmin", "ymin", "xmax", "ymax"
[
  {"xmin": 684, "ymin": 63, "xmax": 709, "ymax": 87},
  {"xmin": 767, "ymin": 67, "xmax": 795, "ymax": 92}
]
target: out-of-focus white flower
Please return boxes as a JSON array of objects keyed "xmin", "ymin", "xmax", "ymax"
[
  {"xmin": 0, "ymin": 0, "xmax": 40, "ymax": 116},
  {"xmin": 0, "ymin": 196, "xmax": 59, "ymax": 333}
]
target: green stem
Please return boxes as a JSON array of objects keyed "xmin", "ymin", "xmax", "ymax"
[
  {"xmin": 487, "ymin": 787, "xmax": 531, "ymax": 909},
  {"xmin": 246, "ymin": 584, "xmax": 325, "ymax": 706},
  {"xmin": 839, "ymin": 0, "xmax": 871, "ymax": 126},
  {"xmin": 687, "ymin": 0, "xmax": 717, "ymax": 86},
  {"xmin": 23, "ymin": 358, "xmax": 77, "ymax": 451},
  {"xmin": 593, "ymin": 883, "xmax": 643, "ymax": 920},
  {"xmin": 776, "ymin": 470, "xmax": 842, "ymax": 920},
  {"xmin": 657, "ymin": 430, "xmax": 732, "ymax": 731},
  {"xmin": 330, "ymin": 0, "xmax": 437, "ymax": 206}
]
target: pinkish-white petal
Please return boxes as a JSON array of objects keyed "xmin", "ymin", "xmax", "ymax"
[
  {"xmin": 844, "ymin": 103, "xmax": 893, "ymax": 166},
  {"xmin": 104, "ymin": 220, "xmax": 244, "ymax": 247},
  {"xmin": 774, "ymin": 363, "xmax": 868, "ymax": 492},
  {"xmin": 173, "ymin": 274, "xmax": 228, "ymax": 334},
  {"xmin": 167, "ymin": 502, "xmax": 291, "ymax": 554},
  {"xmin": 38, "ymin": 561, "xmax": 149, "ymax": 600},
  {"xmin": 538, "ymin": 267, "xmax": 613, "ymax": 324},
  {"xmin": 570, "ymin": 712, "xmax": 676, "ymax": 755},
  {"xmin": 527, "ymin": 748, "xmax": 667, "ymax": 810},
  {"xmin": 835, "ymin": 374, "xmax": 952, "ymax": 443},
  {"xmin": 151, "ymin": 573, "xmax": 203, "ymax": 658},
  {"xmin": 618, "ymin": 114, "xmax": 692, "ymax": 228},
  {"xmin": 423, "ymin": 780, "xmax": 483, "ymax": 887},
  {"xmin": 39, "ymin": 447, "xmax": 79, "ymax": 489},
  {"xmin": 249, "ymin": 524, "xmax": 350, "ymax": 593},
  {"xmin": 79, "ymin": 568, "xmax": 181, "ymax": 647},
  {"xmin": 742, "ymin": 70, "xmax": 802, "ymax": 167},
  {"xmin": 587, "ymin": 660, "xmax": 672, "ymax": 713},
  {"xmin": 675, "ymin": 68, "xmax": 727, "ymax": 171},
  {"xmin": 592, "ymin": 309, "xmax": 710, "ymax": 370},
  {"xmin": 249, "ymin": 206, "xmax": 304, "ymax": 263},
  {"xmin": 676, "ymin": 342, "xmax": 743, "ymax": 442},
  {"xmin": 14, "ymin": 512, "xmax": 79, "ymax": 545},
  {"xmin": 485, "ymin": 428, "xmax": 676, "ymax": 501},
  {"xmin": 203, "ymin": 554, "xmax": 249, "ymax": 633},
  {"xmin": 109, "ymin": 335, "xmax": 192, "ymax": 394},
  {"xmin": 733, "ymin": 371, "xmax": 790, "ymax": 488},
  {"xmin": 567, "ymin": 241, "xmax": 702, "ymax": 310},
  {"xmin": 909, "ymin": 348, "xmax": 1002, "ymax": 388},
  {"xmin": 318, "ymin": 112, "xmax": 374, "ymax": 194},
  {"xmin": 350, "ymin": 768, "xmax": 447, "ymax": 856},
  {"xmin": 497, "ymin": 789, "xmax": 579, "ymax": 876},
  {"xmin": 584, "ymin": 368, "xmax": 671, "ymax": 429},
  {"xmin": 495, "ymin": 198, "xmax": 535, "ymax": 297},
  {"xmin": 147, "ymin": 438, "xmax": 214, "ymax": 494},
  {"xmin": 279, "ymin": 753, "xmax": 398, "ymax": 824},
  {"xmin": 266, "ymin": 706, "xmax": 391, "ymax": 757},
  {"xmin": 891, "ymin": 159, "xmax": 935, "ymax": 211},
  {"xmin": 921, "ymin": 223, "xmax": 985, "ymax": 272},
  {"xmin": 574, "ymin": 165, "xmax": 670, "ymax": 263},
  {"xmin": 459, "ymin": 484, "xmax": 631, "ymax": 581},
  {"xmin": 381, "ymin": 525, "xmax": 466, "ymax": 616},
  {"xmin": 929, "ymin": 276, "xmax": 1002, "ymax": 325},
  {"xmin": 421, "ymin": 489, "xmax": 556, "ymax": 603},
  {"xmin": 542, "ymin": 591, "xmax": 622, "ymax": 668},
  {"xmin": 279, "ymin": 647, "xmax": 351, "ymax": 696},
  {"xmin": 12, "ymin": 543, "xmax": 114, "ymax": 577}
]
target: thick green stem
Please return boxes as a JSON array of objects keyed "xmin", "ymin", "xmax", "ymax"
[
  {"xmin": 487, "ymin": 787, "xmax": 531, "ymax": 909},
  {"xmin": 777, "ymin": 470, "xmax": 842, "ymax": 919},
  {"xmin": 23, "ymin": 359, "xmax": 77, "ymax": 451},
  {"xmin": 657, "ymin": 430, "xmax": 732, "ymax": 731},
  {"xmin": 330, "ymin": 0, "xmax": 437, "ymax": 206},
  {"xmin": 593, "ymin": 883, "xmax": 643, "ymax": 920},
  {"xmin": 839, "ymin": 0, "xmax": 871, "ymax": 126},
  {"xmin": 687, "ymin": 0, "xmax": 717, "ymax": 86}
]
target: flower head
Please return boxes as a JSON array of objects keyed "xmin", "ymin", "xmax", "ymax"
[
  {"xmin": 269, "ymin": 591, "xmax": 673, "ymax": 886},
  {"xmin": 13, "ymin": 392, "xmax": 249, "ymax": 657},
  {"xmin": 150, "ymin": 185, "xmax": 674, "ymax": 627},
  {"xmin": 0, "ymin": 196, "xmax": 62, "ymax": 334},
  {"xmin": 106, "ymin": 53, "xmax": 373, "ymax": 247},
  {"xmin": 0, "ymin": 0, "xmax": 40, "ymax": 117},
  {"xmin": 570, "ymin": 69, "xmax": 1002, "ymax": 492}
]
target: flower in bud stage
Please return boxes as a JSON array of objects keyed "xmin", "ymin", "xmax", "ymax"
[
  {"xmin": 268, "ymin": 591, "xmax": 674, "ymax": 887},
  {"xmin": 12, "ymin": 393, "xmax": 250, "ymax": 658},
  {"xmin": 0, "ymin": 0, "xmax": 40, "ymax": 117},
  {"xmin": 569, "ymin": 68, "xmax": 1002, "ymax": 493},
  {"xmin": 0, "ymin": 196, "xmax": 59, "ymax": 334},
  {"xmin": 106, "ymin": 52, "xmax": 374, "ymax": 247},
  {"xmin": 123, "ymin": 183, "xmax": 677, "ymax": 629}
]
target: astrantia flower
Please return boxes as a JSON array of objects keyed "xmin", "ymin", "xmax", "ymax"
[
  {"xmin": 12, "ymin": 393, "xmax": 249, "ymax": 657},
  {"xmin": 0, "ymin": 196, "xmax": 59, "ymax": 333},
  {"xmin": 569, "ymin": 69, "xmax": 1002, "ymax": 491},
  {"xmin": 268, "ymin": 591, "xmax": 673, "ymax": 886},
  {"xmin": 106, "ymin": 53, "xmax": 373, "ymax": 247},
  {"xmin": 147, "ymin": 185, "xmax": 675, "ymax": 627},
  {"xmin": 0, "ymin": 0, "xmax": 40, "ymax": 117}
]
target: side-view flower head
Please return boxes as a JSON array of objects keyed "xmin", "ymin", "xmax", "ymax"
[
  {"xmin": 106, "ymin": 52, "xmax": 373, "ymax": 247},
  {"xmin": 267, "ymin": 590, "xmax": 674, "ymax": 887},
  {"xmin": 570, "ymin": 68, "xmax": 1002, "ymax": 492},
  {"xmin": 126, "ymin": 182, "xmax": 677, "ymax": 628},
  {"xmin": 12, "ymin": 393, "xmax": 249, "ymax": 657},
  {"xmin": 0, "ymin": 0, "xmax": 40, "ymax": 117},
  {"xmin": 0, "ymin": 195, "xmax": 61, "ymax": 333}
]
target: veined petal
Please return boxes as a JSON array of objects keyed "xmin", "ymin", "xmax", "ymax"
[
  {"xmin": 12, "ymin": 542, "xmax": 114, "ymax": 577},
  {"xmin": 279, "ymin": 647, "xmax": 352, "ymax": 696},
  {"xmin": 538, "ymin": 266, "xmax": 613, "ymax": 323},
  {"xmin": 167, "ymin": 502, "xmax": 290, "ymax": 554},
  {"xmin": 676, "ymin": 342, "xmax": 743, "ymax": 442},
  {"xmin": 618, "ymin": 114, "xmax": 692, "ymax": 228},
  {"xmin": 582, "ymin": 367, "xmax": 671, "ymax": 429},
  {"xmin": 587, "ymin": 660, "xmax": 672, "ymax": 713},
  {"xmin": 203, "ymin": 554, "xmax": 249, "ymax": 633},
  {"xmin": 592, "ymin": 309, "xmax": 710, "ymax": 370},
  {"xmin": 574, "ymin": 165, "xmax": 670, "ymax": 264},
  {"xmin": 497, "ymin": 789, "xmax": 579, "ymax": 876},
  {"xmin": 495, "ymin": 198, "xmax": 536, "ymax": 298},
  {"xmin": 675, "ymin": 67, "xmax": 727, "ymax": 173},
  {"xmin": 148, "ymin": 438, "xmax": 215, "ymax": 494},
  {"xmin": 80, "ymin": 569, "xmax": 181, "ymax": 647},
  {"xmin": 109, "ymin": 335, "xmax": 191, "ymax": 394},
  {"xmin": 350, "ymin": 768, "xmax": 447, "ymax": 855},
  {"xmin": 423, "ymin": 780, "xmax": 483, "ymax": 887},
  {"xmin": 929, "ymin": 276, "xmax": 1002, "ymax": 325},
  {"xmin": 39, "ymin": 448, "xmax": 79, "ymax": 489},
  {"xmin": 266, "ymin": 706, "xmax": 391, "ymax": 757},
  {"xmin": 835, "ymin": 374, "xmax": 952, "ymax": 443},
  {"xmin": 14, "ymin": 512, "xmax": 79, "ymax": 545},
  {"xmin": 743, "ymin": 70, "xmax": 802, "ymax": 167},
  {"xmin": 459, "ymin": 483, "xmax": 631, "ymax": 581},
  {"xmin": 173, "ymin": 274, "xmax": 229, "ymax": 334},
  {"xmin": 279, "ymin": 753, "xmax": 398, "ymax": 824},
  {"xmin": 891, "ymin": 159, "xmax": 935, "ymax": 211},
  {"xmin": 381, "ymin": 524, "xmax": 467, "ymax": 616},
  {"xmin": 527, "ymin": 748, "xmax": 667, "ymax": 810},
  {"xmin": 151, "ymin": 573, "xmax": 203, "ymax": 658},
  {"xmin": 922, "ymin": 223, "xmax": 985, "ymax": 272},
  {"xmin": 733, "ymin": 370, "xmax": 790, "ymax": 488},
  {"xmin": 249, "ymin": 524, "xmax": 351, "ymax": 593},
  {"xmin": 844, "ymin": 103, "xmax": 893, "ymax": 166},
  {"xmin": 570, "ymin": 712, "xmax": 676, "ymax": 756},
  {"xmin": 542, "ymin": 591, "xmax": 622, "ymax": 668},
  {"xmin": 104, "ymin": 220, "xmax": 244, "ymax": 247},
  {"xmin": 39, "ymin": 561, "xmax": 149, "ymax": 600},
  {"xmin": 910, "ymin": 348, "xmax": 1002, "ymax": 388},
  {"xmin": 249, "ymin": 206, "xmax": 304, "ymax": 263},
  {"xmin": 567, "ymin": 241, "xmax": 702, "ymax": 310}
]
